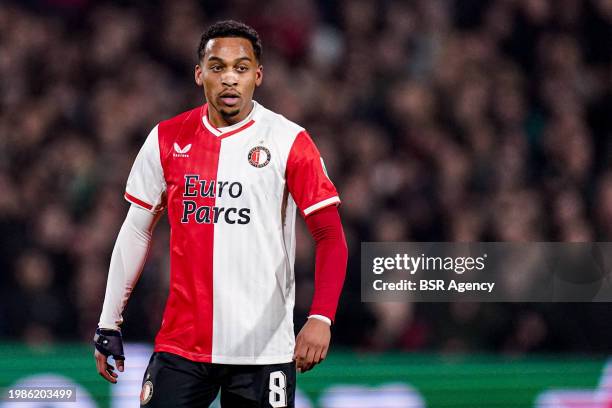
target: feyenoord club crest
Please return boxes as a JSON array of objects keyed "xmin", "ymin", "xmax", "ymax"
[
  {"xmin": 248, "ymin": 146, "xmax": 271, "ymax": 168},
  {"xmin": 140, "ymin": 380, "xmax": 153, "ymax": 405}
]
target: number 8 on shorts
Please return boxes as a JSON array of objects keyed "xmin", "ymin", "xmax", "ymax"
[{"xmin": 269, "ymin": 370, "xmax": 287, "ymax": 407}]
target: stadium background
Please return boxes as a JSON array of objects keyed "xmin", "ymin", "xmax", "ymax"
[{"xmin": 1, "ymin": 0, "xmax": 611, "ymax": 406}]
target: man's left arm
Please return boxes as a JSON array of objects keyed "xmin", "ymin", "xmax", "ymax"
[{"xmin": 293, "ymin": 205, "xmax": 348, "ymax": 373}]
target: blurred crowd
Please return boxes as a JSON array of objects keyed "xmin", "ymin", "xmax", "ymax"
[{"xmin": 1, "ymin": 0, "xmax": 611, "ymax": 354}]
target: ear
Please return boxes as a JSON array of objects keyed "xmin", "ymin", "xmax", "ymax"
[
  {"xmin": 255, "ymin": 65, "xmax": 263, "ymax": 87},
  {"xmin": 195, "ymin": 64, "xmax": 203, "ymax": 86}
]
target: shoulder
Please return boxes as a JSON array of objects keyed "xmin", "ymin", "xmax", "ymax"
[
  {"xmin": 158, "ymin": 106, "xmax": 202, "ymax": 134},
  {"xmin": 255, "ymin": 102, "xmax": 304, "ymax": 141}
]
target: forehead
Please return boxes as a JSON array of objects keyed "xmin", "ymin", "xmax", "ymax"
[{"xmin": 204, "ymin": 37, "xmax": 255, "ymax": 61}]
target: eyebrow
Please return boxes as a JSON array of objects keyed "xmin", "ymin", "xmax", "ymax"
[{"xmin": 207, "ymin": 56, "xmax": 252, "ymax": 64}]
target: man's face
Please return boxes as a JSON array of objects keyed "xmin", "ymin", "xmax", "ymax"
[{"xmin": 195, "ymin": 37, "xmax": 262, "ymax": 124}]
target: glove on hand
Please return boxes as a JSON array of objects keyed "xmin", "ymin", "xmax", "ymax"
[{"xmin": 93, "ymin": 327, "xmax": 125, "ymax": 361}]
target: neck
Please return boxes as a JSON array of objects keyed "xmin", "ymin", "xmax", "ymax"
[{"xmin": 207, "ymin": 101, "xmax": 254, "ymax": 128}]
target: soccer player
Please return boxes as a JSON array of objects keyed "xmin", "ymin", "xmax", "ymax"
[{"xmin": 93, "ymin": 20, "xmax": 348, "ymax": 407}]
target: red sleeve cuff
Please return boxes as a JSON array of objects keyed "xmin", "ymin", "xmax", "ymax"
[
  {"xmin": 303, "ymin": 196, "xmax": 341, "ymax": 217},
  {"xmin": 124, "ymin": 192, "xmax": 154, "ymax": 211}
]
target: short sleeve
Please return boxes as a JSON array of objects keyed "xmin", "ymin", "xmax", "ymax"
[
  {"xmin": 124, "ymin": 125, "xmax": 166, "ymax": 213},
  {"xmin": 286, "ymin": 130, "xmax": 340, "ymax": 217}
]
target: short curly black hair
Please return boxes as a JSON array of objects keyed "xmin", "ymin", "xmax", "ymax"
[{"xmin": 197, "ymin": 20, "xmax": 262, "ymax": 63}]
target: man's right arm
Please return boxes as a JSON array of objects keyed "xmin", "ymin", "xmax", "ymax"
[{"xmin": 94, "ymin": 204, "xmax": 162, "ymax": 383}]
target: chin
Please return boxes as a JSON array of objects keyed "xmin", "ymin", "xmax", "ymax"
[{"xmin": 221, "ymin": 108, "xmax": 240, "ymax": 117}]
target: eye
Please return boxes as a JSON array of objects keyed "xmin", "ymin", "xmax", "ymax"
[
  {"xmin": 236, "ymin": 65, "xmax": 249, "ymax": 72},
  {"xmin": 210, "ymin": 65, "xmax": 223, "ymax": 72}
]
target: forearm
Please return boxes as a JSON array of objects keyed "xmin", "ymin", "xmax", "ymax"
[
  {"xmin": 305, "ymin": 206, "xmax": 348, "ymax": 323},
  {"xmin": 98, "ymin": 205, "xmax": 161, "ymax": 330}
]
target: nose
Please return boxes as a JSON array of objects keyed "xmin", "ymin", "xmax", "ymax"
[{"xmin": 221, "ymin": 71, "xmax": 238, "ymax": 87}]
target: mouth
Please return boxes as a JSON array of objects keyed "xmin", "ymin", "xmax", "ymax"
[{"xmin": 219, "ymin": 92, "xmax": 240, "ymax": 107}]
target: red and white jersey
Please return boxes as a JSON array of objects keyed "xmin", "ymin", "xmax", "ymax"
[{"xmin": 124, "ymin": 101, "xmax": 340, "ymax": 364}]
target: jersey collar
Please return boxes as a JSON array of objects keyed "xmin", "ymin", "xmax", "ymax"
[{"xmin": 202, "ymin": 101, "xmax": 258, "ymax": 139}]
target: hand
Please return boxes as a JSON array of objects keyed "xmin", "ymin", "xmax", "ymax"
[
  {"xmin": 94, "ymin": 349, "xmax": 123, "ymax": 383},
  {"xmin": 293, "ymin": 318, "xmax": 331, "ymax": 373},
  {"xmin": 93, "ymin": 328, "xmax": 125, "ymax": 383}
]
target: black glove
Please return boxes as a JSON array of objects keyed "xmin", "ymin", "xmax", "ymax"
[{"xmin": 93, "ymin": 327, "xmax": 125, "ymax": 361}]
